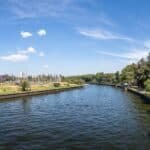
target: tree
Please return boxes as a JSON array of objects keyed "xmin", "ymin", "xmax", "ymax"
[
  {"xmin": 20, "ymin": 80, "xmax": 30, "ymax": 91},
  {"xmin": 95, "ymin": 72, "xmax": 104, "ymax": 83},
  {"xmin": 115, "ymin": 71, "xmax": 120, "ymax": 83},
  {"xmin": 121, "ymin": 64, "xmax": 136, "ymax": 85},
  {"xmin": 53, "ymin": 83, "xmax": 60, "ymax": 87},
  {"xmin": 134, "ymin": 58, "xmax": 150, "ymax": 88},
  {"xmin": 144, "ymin": 79, "xmax": 150, "ymax": 92}
]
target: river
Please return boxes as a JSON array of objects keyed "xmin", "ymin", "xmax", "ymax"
[{"xmin": 0, "ymin": 85, "xmax": 149, "ymax": 149}]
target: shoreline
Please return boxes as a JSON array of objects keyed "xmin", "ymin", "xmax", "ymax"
[
  {"xmin": 0, "ymin": 85, "xmax": 83, "ymax": 100},
  {"xmin": 128, "ymin": 88, "xmax": 150, "ymax": 102},
  {"xmin": 90, "ymin": 83, "xmax": 150, "ymax": 102},
  {"xmin": 0, "ymin": 84, "xmax": 149, "ymax": 102}
]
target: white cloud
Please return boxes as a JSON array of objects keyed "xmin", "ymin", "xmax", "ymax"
[
  {"xmin": 0, "ymin": 54, "xmax": 28, "ymax": 62},
  {"xmin": 97, "ymin": 49, "xmax": 149, "ymax": 61},
  {"xmin": 7, "ymin": 0, "xmax": 114, "ymax": 29},
  {"xmin": 0, "ymin": 47, "xmax": 37, "ymax": 62},
  {"xmin": 37, "ymin": 29, "xmax": 46, "ymax": 36},
  {"xmin": 27, "ymin": 47, "xmax": 36, "ymax": 53},
  {"xmin": 43, "ymin": 65, "xmax": 49, "ymax": 69},
  {"xmin": 19, "ymin": 47, "xmax": 36, "ymax": 54},
  {"xmin": 20, "ymin": 31, "xmax": 32, "ymax": 38},
  {"xmin": 78, "ymin": 28, "xmax": 133, "ymax": 42},
  {"xmin": 9, "ymin": 0, "xmax": 71, "ymax": 19},
  {"xmin": 39, "ymin": 52, "xmax": 45, "ymax": 57}
]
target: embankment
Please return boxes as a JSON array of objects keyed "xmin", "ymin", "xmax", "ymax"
[
  {"xmin": 128, "ymin": 88, "xmax": 150, "ymax": 103},
  {"xmin": 0, "ymin": 85, "xmax": 83, "ymax": 100}
]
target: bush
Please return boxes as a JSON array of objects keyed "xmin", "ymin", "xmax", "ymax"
[
  {"xmin": 53, "ymin": 83, "xmax": 60, "ymax": 87},
  {"xmin": 144, "ymin": 79, "xmax": 150, "ymax": 92},
  {"xmin": 73, "ymin": 79, "xmax": 84, "ymax": 85},
  {"xmin": 20, "ymin": 80, "xmax": 30, "ymax": 91}
]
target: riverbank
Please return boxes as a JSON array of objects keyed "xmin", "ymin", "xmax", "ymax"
[
  {"xmin": 90, "ymin": 83, "xmax": 150, "ymax": 102},
  {"xmin": 128, "ymin": 87, "xmax": 150, "ymax": 102},
  {"xmin": 0, "ymin": 84, "xmax": 83, "ymax": 100}
]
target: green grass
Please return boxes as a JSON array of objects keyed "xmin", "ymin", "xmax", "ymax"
[{"xmin": 0, "ymin": 82, "xmax": 82, "ymax": 95}]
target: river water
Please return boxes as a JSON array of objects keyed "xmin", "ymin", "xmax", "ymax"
[{"xmin": 0, "ymin": 85, "xmax": 149, "ymax": 150}]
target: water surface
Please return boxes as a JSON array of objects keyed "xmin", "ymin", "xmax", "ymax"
[{"xmin": 0, "ymin": 85, "xmax": 150, "ymax": 149}]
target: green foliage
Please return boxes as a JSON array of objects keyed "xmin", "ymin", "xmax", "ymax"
[
  {"xmin": 120, "ymin": 64, "xmax": 136, "ymax": 84},
  {"xmin": 69, "ymin": 79, "xmax": 84, "ymax": 85},
  {"xmin": 120, "ymin": 55, "xmax": 150, "ymax": 88},
  {"xmin": 53, "ymin": 83, "xmax": 60, "ymax": 87},
  {"xmin": 95, "ymin": 72, "xmax": 115, "ymax": 84},
  {"xmin": 20, "ymin": 80, "xmax": 30, "ymax": 91},
  {"xmin": 72, "ymin": 79, "xmax": 84, "ymax": 85},
  {"xmin": 64, "ymin": 74, "xmax": 94, "ymax": 84},
  {"xmin": 144, "ymin": 79, "xmax": 150, "ymax": 92},
  {"xmin": 81, "ymin": 74, "xmax": 95, "ymax": 83},
  {"xmin": 115, "ymin": 71, "xmax": 120, "ymax": 83},
  {"xmin": 64, "ymin": 54, "xmax": 150, "ymax": 90},
  {"xmin": 134, "ymin": 59, "xmax": 150, "ymax": 88},
  {"xmin": 95, "ymin": 73, "xmax": 104, "ymax": 83}
]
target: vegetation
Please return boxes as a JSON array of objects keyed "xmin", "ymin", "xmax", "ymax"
[
  {"xmin": 0, "ymin": 74, "xmax": 82, "ymax": 95},
  {"xmin": 0, "ymin": 82, "xmax": 81, "ymax": 95},
  {"xmin": 144, "ymin": 79, "xmax": 150, "ymax": 92},
  {"xmin": 20, "ymin": 80, "xmax": 31, "ymax": 91},
  {"xmin": 0, "ymin": 53, "xmax": 149, "ymax": 95},
  {"xmin": 62, "ymin": 75, "xmax": 86, "ymax": 85},
  {"xmin": 64, "ymin": 53, "xmax": 150, "ymax": 92},
  {"xmin": 53, "ymin": 82, "xmax": 60, "ymax": 87},
  {"xmin": 120, "ymin": 64, "xmax": 135, "ymax": 84}
]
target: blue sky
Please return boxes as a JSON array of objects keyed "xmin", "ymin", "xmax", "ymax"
[{"xmin": 0, "ymin": 0, "xmax": 150, "ymax": 76}]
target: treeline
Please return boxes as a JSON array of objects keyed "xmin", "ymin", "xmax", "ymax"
[
  {"xmin": 63, "ymin": 53, "xmax": 150, "ymax": 91},
  {"xmin": 0, "ymin": 74, "xmax": 63, "ymax": 83}
]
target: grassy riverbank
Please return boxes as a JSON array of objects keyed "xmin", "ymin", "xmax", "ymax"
[{"xmin": 0, "ymin": 82, "xmax": 82, "ymax": 95}]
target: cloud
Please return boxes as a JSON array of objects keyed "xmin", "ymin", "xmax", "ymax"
[
  {"xmin": 39, "ymin": 52, "xmax": 45, "ymax": 57},
  {"xmin": 37, "ymin": 29, "xmax": 46, "ymax": 36},
  {"xmin": 27, "ymin": 47, "xmax": 36, "ymax": 53},
  {"xmin": 0, "ymin": 54, "xmax": 28, "ymax": 62},
  {"xmin": 19, "ymin": 47, "xmax": 36, "ymax": 54},
  {"xmin": 43, "ymin": 64, "xmax": 49, "ymax": 69},
  {"xmin": 20, "ymin": 31, "xmax": 32, "ymax": 38},
  {"xmin": 97, "ymin": 49, "xmax": 149, "ymax": 61},
  {"xmin": 0, "ymin": 47, "xmax": 37, "ymax": 62},
  {"xmin": 7, "ymin": 0, "xmax": 114, "ymax": 28},
  {"xmin": 9, "ymin": 0, "xmax": 71, "ymax": 19},
  {"xmin": 78, "ymin": 28, "xmax": 133, "ymax": 42}
]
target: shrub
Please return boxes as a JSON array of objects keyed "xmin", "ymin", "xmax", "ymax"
[
  {"xmin": 53, "ymin": 83, "xmax": 60, "ymax": 87},
  {"xmin": 65, "ymin": 83, "xmax": 70, "ymax": 87},
  {"xmin": 20, "ymin": 80, "xmax": 30, "ymax": 91},
  {"xmin": 144, "ymin": 79, "xmax": 150, "ymax": 92},
  {"xmin": 72, "ymin": 79, "xmax": 84, "ymax": 85}
]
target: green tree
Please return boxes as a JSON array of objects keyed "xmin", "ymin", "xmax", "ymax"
[
  {"xmin": 144, "ymin": 79, "xmax": 150, "ymax": 92},
  {"xmin": 95, "ymin": 72, "xmax": 104, "ymax": 83},
  {"xmin": 121, "ymin": 64, "xmax": 136, "ymax": 84},
  {"xmin": 20, "ymin": 80, "xmax": 30, "ymax": 91},
  {"xmin": 115, "ymin": 71, "xmax": 120, "ymax": 83},
  {"xmin": 134, "ymin": 58, "xmax": 149, "ymax": 88},
  {"xmin": 53, "ymin": 83, "xmax": 60, "ymax": 87}
]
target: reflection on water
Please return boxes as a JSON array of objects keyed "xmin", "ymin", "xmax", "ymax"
[
  {"xmin": 22, "ymin": 97, "xmax": 31, "ymax": 113},
  {"xmin": 0, "ymin": 85, "xmax": 149, "ymax": 150}
]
